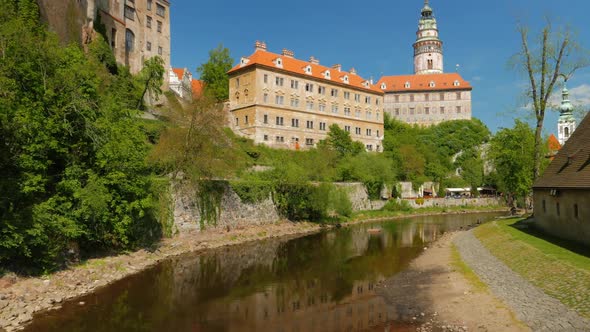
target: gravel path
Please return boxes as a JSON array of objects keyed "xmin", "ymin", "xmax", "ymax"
[{"xmin": 454, "ymin": 230, "xmax": 590, "ymax": 332}]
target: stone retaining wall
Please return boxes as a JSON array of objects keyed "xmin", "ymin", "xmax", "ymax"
[{"xmin": 404, "ymin": 197, "xmax": 504, "ymax": 209}]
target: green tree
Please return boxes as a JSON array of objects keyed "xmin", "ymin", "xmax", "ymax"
[
  {"xmin": 137, "ymin": 56, "xmax": 165, "ymax": 109},
  {"xmin": 512, "ymin": 22, "xmax": 589, "ymax": 180},
  {"xmin": 319, "ymin": 124, "xmax": 364, "ymax": 157},
  {"xmin": 196, "ymin": 44, "xmax": 233, "ymax": 102}
]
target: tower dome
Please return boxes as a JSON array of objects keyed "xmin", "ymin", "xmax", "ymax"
[
  {"xmin": 414, "ymin": 0, "xmax": 443, "ymax": 74},
  {"xmin": 558, "ymin": 83, "xmax": 577, "ymax": 145}
]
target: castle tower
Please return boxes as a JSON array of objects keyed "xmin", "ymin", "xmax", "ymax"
[
  {"xmin": 558, "ymin": 83, "xmax": 577, "ymax": 145},
  {"xmin": 413, "ymin": 0, "xmax": 444, "ymax": 75}
]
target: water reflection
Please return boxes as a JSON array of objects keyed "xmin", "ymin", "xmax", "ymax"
[{"xmin": 26, "ymin": 213, "xmax": 502, "ymax": 332}]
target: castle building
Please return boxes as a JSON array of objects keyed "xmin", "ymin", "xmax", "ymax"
[
  {"xmin": 376, "ymin": 0, "xmax": 472, "ymax": 126},
  {"xmin": 557, "ymin": 84, "xmax": 577, "ymax": 145},
  {"xmin": 169, "ymin": 68, "xmax": 204, "ymax": 100},
  {"xmin": 38, "ymin": 0, "xmax": 171, "ymax": 79},
  {"xmin": 227, "ymin": 42, "xmax": 384, "ymax": 151}
]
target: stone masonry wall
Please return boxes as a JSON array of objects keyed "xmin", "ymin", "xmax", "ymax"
[
  {"xmin": 333, "ymin": 183, "xmax": 387, "ymax": 211},
  {"xmin": 403, "ymin": 197, "xmax": 504, "ymax": 209}
]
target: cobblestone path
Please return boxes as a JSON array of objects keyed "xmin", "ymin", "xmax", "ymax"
[{"xmin": 454, "ymin": 231, "xmax": 590, "ymax": 331}]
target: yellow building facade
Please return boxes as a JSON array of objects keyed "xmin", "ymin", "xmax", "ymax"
[{"xmin": 228, "ymin": 42, "xmax": 384, "ymax": 151}]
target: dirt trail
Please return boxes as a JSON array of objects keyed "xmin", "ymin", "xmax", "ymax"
[{"xmin": 376, "ymin": 232, "xmax": 529, "ymax": 332}]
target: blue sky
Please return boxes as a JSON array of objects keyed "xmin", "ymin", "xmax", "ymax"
[{"xmin": 170, "ymin": 0, "xmax": 590, "ymax": 134}]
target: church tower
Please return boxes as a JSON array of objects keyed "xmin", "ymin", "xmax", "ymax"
[
  {"xmin": 414, "ymin": 0, "xmax": 444, "ymax": 75},
  {"xmin": 558, "ymin": 83, "xmax": 577, "ymax": 145}
]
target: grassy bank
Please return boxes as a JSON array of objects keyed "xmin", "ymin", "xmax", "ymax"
[
  {"xmin": 474, "ymin": 218, "xmax": 590, "ymax": 318},
  {"xmin": 347, "ymin": 204, "xmax": 507, "ymax": 223}
]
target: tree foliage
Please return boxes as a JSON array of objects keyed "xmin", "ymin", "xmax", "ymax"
[{"xmin": 196, "ymin": 44, "xmax": 233, "ymax": 102}]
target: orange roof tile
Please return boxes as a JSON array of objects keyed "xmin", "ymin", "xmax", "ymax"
[
  {"xmin": 376, "ymin": 73, "xmax": 472, "ymax": 92},
  {"xmin": 191, "ymin": 79, "xmax": 204, "ymax": 97},
  {"xmin": 548, "ymin": 134, "xmax": 562, "ymax": 151},
  {"xmin": 172, "ymin": 68, "xmax": 185, "ymax": 80},
  {"xmin": 228, "ymin": 49, "xmax": 382, "ymax": 94}
]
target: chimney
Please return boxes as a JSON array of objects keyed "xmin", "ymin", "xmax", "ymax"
[
  {"xmin": 332, "ymin": 64, "xmax": 342, "ymax": 72},
  {"xmin": 350, "ymin": 67, "xmax": 357, "ymax": 75},
  {"xmin": 282, "ymin": 48, "xmax": 294, "ymax": 58},
  {"xmin": 309, "ymin": 56, "xmax": 320, "ymax": 65},
  {"xmin": 254, "ymin": 40, "xmax": 267, "ymax": 51}
]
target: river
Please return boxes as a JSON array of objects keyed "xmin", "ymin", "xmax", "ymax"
[{"xmin": 24, "ymin": 212, "xmax": 504, "ymax": 332}]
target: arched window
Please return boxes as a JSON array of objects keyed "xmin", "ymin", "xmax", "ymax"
[
  {"xmin": 125, "ymin": 29, "xmax": 135, "ymax": 52},
  {"xmin": 565, "ymin": 127, "xmax": 570, "ymax": 137},
  {"xmin": 427, "ymin": 59, "xmax": 433, "ymax": 70}
]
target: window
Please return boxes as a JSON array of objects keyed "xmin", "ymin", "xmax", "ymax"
[
  {"xmin": 319, "ymin": 122, "xmax": 327, "ymax": 131},
  {"xmin": 425, "ymin": 107, "xmax": 429, "ymax": 115},
  {"xmin": 366, "ymin": 111, "xmax": 372, "ymax": 119},
  {"xmin": 235, "ymin": 117, "xmax": 239, "ymax": 126},
  {"xmin": 376, "ymin": 99, "xmax": 380, "ymax": 106},
  {"xmin": 146, "ymin": 41, "xmax": 151, "ymax": 51},
  {"xmin": 355, "ymin": 127, "xmax": 361, "ymax": 135},
  {"xmin": 565, "ymin": 127, "xmax": 570, "ymax": 138},
  {"xmin": 318, "ymin": 86, "xmax": 326, "ymax": 95},
  {"xmin": 394, "ymin": 95, "xmax": 400, "ymax": 102},
  {"xmin": 409, "ymin": 94, "xmax": 414, "ymax": 102},
  {"xmin": 575, "ymin": 204, "xmax": 579, "ymax": 219},
  {"xmin": 355, "ymin": 110, "xmax": 360, "ymax": 118},
  {"xmin": 366, "ymin": 145, "xmax": 373, "ymax": 151},
  {"xmin": 453, "ymin": 80, "xmax": 460, "ymax": 87},
  {"xmin": 264, "ymin": 74, "xmax": 268, "ymax": 84},
  {"xmin": 146, "ymin": 16, "xmax": 152, "ymax": 28},
  {"xmin": 276, "ymin": 136, "xmax": 285, "ymax": 143},
  {"xmin": 263, "ymin": 134, "xmax": 269, "ymax": 141},
  {"xmin": 456, "ymin": 106, "xmax": 462, "ymax": 114},
  {"xmin": 110, "ymin": 28, "xmax": 116, "ymax": 49},
  {"xmin": 331, "ymin": 105, "xmax": 338, "ymax": 114},
  {"xmin": 404, "ymin": 81, "xmax": 410, "ymax": 88},
  {"xmin": 124, "ymin": 5, "xmax": 135, "ymax": 20},
  {"xmin": 331, "ymin": 89, "xmax": 338, "ymax": 97},
  {"xmin": 263, "ymin": 93, "xmax": 269, "ymax": 103},
  {"xmin": 440, "ymin": 93, "xmax": 445, "ymax": 101},
  {"xmin": 410, "ymin": 108, "xmax": 415, "ymax": 115},
  {"xmin": 235, "ymin": 78, "xmax": 240, "ymax": 88},
  {"xmin": 305, "ymin": 83, "xmax": 314, "ymax": 92},
  {"xmin": 344, "ymin": 91, "xmax": 350, "ymax": 100},
  {"xmin": 157, "ymin": 21, "xmax": 162, "ymax": 33},
  {"xmin": 125, "ymin": 29, "xmax": 135, "ymax": 52},
  {"xmin": 263, "ymin": 114, "xmax": 268, "ymax": 124},
  {"xmin": 275, "ymin": 77, "xmax": 284, "ymax": 86},
  {"xmin": 245, "ymin": 115, "xmax": 249, "ymax": 124},
  {"xmin": 456, "ymin": 92, "xmax": 461, "ymax": 100},
  {"xmin": 395, "ymin": 108, "xmax": 400, "ymax": 116},
  {"xmin": 156, "ymin": 3, "xmax": 166, "ymax": 17},
  {"xmin": 377, "ymin": 130, "xmax": 380, "ymax": 137},
  {"xmin": 365, "ymin": 96, "xmax": 371, "ymax": 104},
  {"xmin": 147, "ymin": 0, "xmax": 152, "ymax": 10},
  {"xmin": 291, "ymin": 118, "xmax": 299, "ymax": 127},
  {"xmin": 354, "ymin": 94, "xmax": 361, "ymax": 102},
  {"xmin": 305, "ymin": 138, "xmax": 314, "ymax": 146},
  {"xmin": 291, "ymin": 80, "xmax": 298, "ymax": 89},
  {"xmin": 344, "ymin": 107, "xmax": 351, "ymax": 116},
  {"xmin": 275, "ymin": 95, "xmax": 284, "ymax": 105},
  {"xmin": 366, "ymin": 128, "xmax": 372, "ymax": 136},
  {"xmin": 157, "ymin": 46, "xmax": 162, "ymax": 55},
  {"xmin": 290, "ymin": 98, "xmax": 299, "ymax": 108},
  {"xmin": 344, "ymin": 125, "xmax": 351, "ymax": 132},
  {"xmin": 440, "ymin": 106, "xmax": 445, "ymax": 114},
  {"xmin": 319, "ymin": 104, "xmax": 326, "ymax": 112},
  {"xmin": 427, "ymin": 59, "xmax": 433, "ymax": 70},
  {"xmin": 425, "ymin": 94, "xmax": 429, "ymax": 101},
  {"xmin": 306, "ymin": 121, "xmax": 314, "ymax": 129},
  {"xmin": 557, "ymin": 202, "xmax": 560, "ymax": 216},
  {"xmin": 275, "ymin": 117, "xmax": 284, "ymax": 126},
  {"xmin": 306, "ymin": 101, "xmax": 314, "ymax": 110}
]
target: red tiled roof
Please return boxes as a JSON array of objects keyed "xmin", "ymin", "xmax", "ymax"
[
  {"xmin": 548, "ymin": 134, "xmax": 562, "ymax": 151},
  {"xmin": 228, "ymin": 49, "xmax": 382, "ymax": 94},
  {"xmin": 172, "ymin": 68, "xmax": 185, "ymax": 80},
  {"xmin": 376, "ymin": 73, "xmax": 472, "ymax": 92},
  {"xmin": 191, "ymin": 79, "xmax": 204, "ymax": 97},
  {"xmin": 533, "ymin": 113, "xmax": 590, "ymax": 189}
]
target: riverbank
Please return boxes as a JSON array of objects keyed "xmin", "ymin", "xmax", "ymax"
[
  {"xmin": 375, "ymin": 231, "xmax": 527, "ymax": 332},
  {"xmin": 0, "ymin": 207, "xmax": 507, "ymax": 332}
]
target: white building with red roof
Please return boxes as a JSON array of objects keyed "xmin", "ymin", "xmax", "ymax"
[
  {"xmin": 227, "ymin": 42, "xmax": 384, "ymax": 151},
  {"xmin": 377, "ymin": 0, "xmax": 473, "ymax": 126},
  {"xmin": 169, "ymin": 67, "xmax": 204, "ymax": 101}
]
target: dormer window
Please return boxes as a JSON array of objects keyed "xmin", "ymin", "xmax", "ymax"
[
  {"xmin": 324, "ymin": 71, "xmax": 331, "ymax": 79},
  {"xmin": 304, "ymin": 65, "xmax": 312, "ymax": 75},
  {"xmin": 362, "ymin": 81, "xmax": 370, "ymax": 88},
  {"xmin": 380, "ymin": 83, "xmax": 386, "ymax": 90},
  {"xmin": 343, "ymin": 75, "xmax": 349, "ymax": 84},
  {"xmin": 429, "ymin": 81, "xmax": 435, "ymax": 88},
  {"xmin": 240, "ymin": 57, "xmax": 250, "ymax": 66},
  {"xmin": 404, "ymin": 81, "xmax": 411, "ymax": 89},
  {"xmin": 274, "ymin": 58, "xmax": 283, "ymax": 68},
  {"xmin": 453, "ymin": 80, "xmax": 460, "ymax": 86}
]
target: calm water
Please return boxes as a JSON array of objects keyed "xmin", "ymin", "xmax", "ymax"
[{"xmin": 25, "ymin": 212, "xmax": 504, "ymax": 332}]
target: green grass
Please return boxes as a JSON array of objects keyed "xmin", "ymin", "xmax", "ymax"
[
  {"xmin": 475, "ymin": 218, "xmax": 590, "ymax": 317},
  {"xmin": 450, "ymin": 244, "xmax": 488, "ymax": 292}
]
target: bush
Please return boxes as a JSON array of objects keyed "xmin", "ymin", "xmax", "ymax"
[
  {"xmin": 382, "ymin": 200, "xmax": 413, "ymax": 212},
  {"xmin": 230, "ymin": 180, "xmax": 273, "ymax": 204},
  {"xmin": 330, "ymin": 187, "xmax": 353, "ymax": 217}
]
